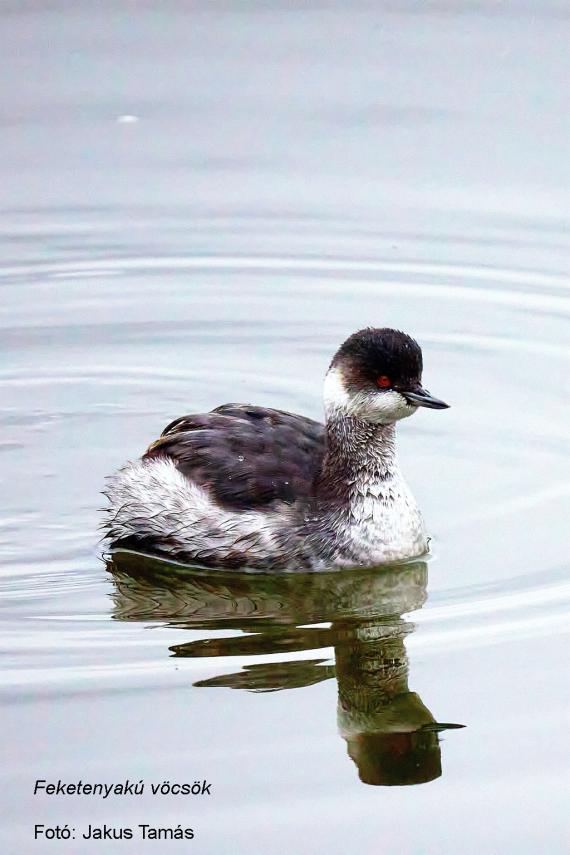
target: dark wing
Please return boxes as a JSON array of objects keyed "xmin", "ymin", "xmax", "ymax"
[{"xmin": 143, "ymin": 403, "xmax": 326, "ymax": 511}]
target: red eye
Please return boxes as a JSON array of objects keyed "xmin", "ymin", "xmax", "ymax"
[{"xmin": 377, "ymin": 375, "xmax": 391, "ymax": 388}]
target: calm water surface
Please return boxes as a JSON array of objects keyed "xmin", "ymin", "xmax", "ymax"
[{"xmin": 1, "ymin": 2, "xmax": 569, "ymax": 853}]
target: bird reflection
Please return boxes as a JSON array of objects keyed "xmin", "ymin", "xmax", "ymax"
[{"xmin": 107, "ymin": 552, "xmax": 463, "ymax": 786}]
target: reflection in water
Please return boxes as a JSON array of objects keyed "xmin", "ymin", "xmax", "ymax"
[{"xmin": 108, "ymin": 552, "xmax": 463, "ymax": 786}]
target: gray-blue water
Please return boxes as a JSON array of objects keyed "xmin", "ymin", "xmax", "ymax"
[{"xmin": 1, "ymin": 3, "xmax": 569, "ymax": 853}]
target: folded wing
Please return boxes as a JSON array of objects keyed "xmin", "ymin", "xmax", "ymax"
[{"xmin": 143, "ymin": 403, "xmax": 326, "ymax": 511}]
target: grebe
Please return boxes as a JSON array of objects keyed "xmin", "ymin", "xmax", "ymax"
[{"xmin": 103, "ymin": 328, "xmax": 449, "ymax": 570}]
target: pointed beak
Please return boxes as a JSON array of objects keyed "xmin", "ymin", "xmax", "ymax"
[{"xmin": 401, "ymin": 384, "xmax": 450, "ymax": 410}]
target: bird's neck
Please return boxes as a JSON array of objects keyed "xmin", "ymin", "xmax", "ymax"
[{"xmin": 317, "ymin": 416, "xmax": 400, "ymax": 502}]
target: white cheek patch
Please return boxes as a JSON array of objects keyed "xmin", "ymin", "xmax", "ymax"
[
  {"xmin": 363, "ymin": 389, "xmax": 415, "ymax": 423},
  {"xmin": 324, "ymin": 367, "xmax": 415, "ymax": 424},
  {"xmin": 323, "ymin": 367, "xmax": 352, "ymax": 413}
]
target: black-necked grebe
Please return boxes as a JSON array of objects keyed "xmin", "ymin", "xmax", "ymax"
[{"xmin": 103, "ymin": 328, "xmax": 449, "ymax": 570}]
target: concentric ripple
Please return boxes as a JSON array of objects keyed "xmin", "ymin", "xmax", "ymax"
[{"xmin": 1, "ymin": 231, "xmax": 569, "ymax": 695}]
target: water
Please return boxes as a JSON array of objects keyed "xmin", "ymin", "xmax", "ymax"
[{"xmin": 1, "ymin": 2, "xmax": 569, "ymax": 852}]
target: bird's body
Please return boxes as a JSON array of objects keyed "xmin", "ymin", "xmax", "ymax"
[{"xmin": 103, "ymin": 328, "xmax": 448, "ymax": 571}]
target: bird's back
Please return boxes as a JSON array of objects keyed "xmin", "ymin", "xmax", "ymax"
[
  {"xmin": 144, "ymin": 403, "xmax": 326, "ymax": 511},
  {"xmin": 103, "ymin": 403, "xmax": 328, "ymax": 569}
]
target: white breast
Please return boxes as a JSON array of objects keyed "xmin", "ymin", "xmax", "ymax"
[{"xmin": 336, "ymin": 473, "xmax": 428, "ymax": 565}]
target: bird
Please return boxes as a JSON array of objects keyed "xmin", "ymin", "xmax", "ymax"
[{"xmin": 103, "ymin": 327, "xmax": 449, "ymax": 571}]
